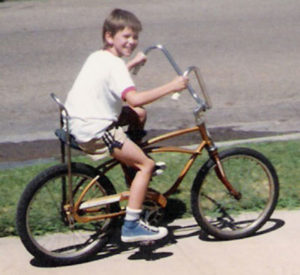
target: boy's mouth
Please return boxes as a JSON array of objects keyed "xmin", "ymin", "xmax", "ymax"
[{"xmin": 124, "ymin": 46, "xmax": 135, "ymax": 54}]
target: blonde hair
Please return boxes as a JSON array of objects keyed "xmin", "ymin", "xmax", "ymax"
[{"xmin": 102, "ymin": 9, "xmax": 142, "ymax": 47}]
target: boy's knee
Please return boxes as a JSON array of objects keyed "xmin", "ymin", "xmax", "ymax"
[
  {"xmin": 148, "ymin": 158, "xmax": 155, "ymax": 170},
  {"xmin": 134, "ymin": 156, "xmax": 154, "ymax": 172},
  {"xmin": 141, "ymin": 157, "xmax": 155, "ymax": 173}
]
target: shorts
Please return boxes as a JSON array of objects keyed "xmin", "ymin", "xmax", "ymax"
[{"xmin": 78, "ymin": 125, "xmax": 127, "ymax": 161}]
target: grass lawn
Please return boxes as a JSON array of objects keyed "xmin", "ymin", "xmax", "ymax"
[{"xmin": 1, "ymin": 139, "xmax": 300, "ymax": 238}]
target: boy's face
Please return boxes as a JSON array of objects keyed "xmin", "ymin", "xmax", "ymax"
[{"xmin": 105, "ymin": 27, "xmax": 139, "ymax": 57}]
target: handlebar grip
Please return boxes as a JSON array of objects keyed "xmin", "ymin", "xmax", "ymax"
[{"xmin": 171, "ymin": 92, "xmax": 180, "ymax": 100}]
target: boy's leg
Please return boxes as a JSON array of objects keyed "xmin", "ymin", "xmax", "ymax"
[
  {"xmin": 112, "ymin": 138, "xmax": 153, "ymax": 209},
  {"xmin": 112, "ymin": 138, "xmax": 168, "ymax": 242},
  {"xmin": 118, "ymin": 106, "xmax": 147, "ymax": 143},
  {"xmin": 118, "ymin": 105, "xmax": 147, "ymax": 130}
]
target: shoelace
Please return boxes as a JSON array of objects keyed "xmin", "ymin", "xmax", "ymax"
[{"xmin": 139, "ymin": 220, "xmax": 159, "ymax": 233}]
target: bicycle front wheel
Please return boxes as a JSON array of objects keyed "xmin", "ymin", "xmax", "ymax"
[
  {"xmin": 16, "ymin": 163, "xmax": 119, "ymax": 265},
  {"xmin": 191, "ymin": 147, "xmax": 279, "ymax": 240}
]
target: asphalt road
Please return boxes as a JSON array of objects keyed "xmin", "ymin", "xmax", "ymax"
[{"xmin": 1, "ymin": 0, "xmax": 300, "ymax": 146}]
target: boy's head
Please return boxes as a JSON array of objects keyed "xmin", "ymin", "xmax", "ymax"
[{"xmin": 102, "ymin": 9, "xmax": 142, "ymax": 49}]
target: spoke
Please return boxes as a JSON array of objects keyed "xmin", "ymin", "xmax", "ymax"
[
  {"xmin": 45, "ymin": 182, "xmax": 63, "ymax": 215},
  {"xmin": 201, "ymin": 192, "xmax": 235, "ymax": 222}
]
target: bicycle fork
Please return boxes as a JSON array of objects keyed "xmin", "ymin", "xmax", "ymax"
[
  {"xmin": 199, "ymin": 123, "xmax": 241, "ymax": 200},
  {"xmin": 210, "ymin": 150, "xmax": 242, "ymax": 200}
]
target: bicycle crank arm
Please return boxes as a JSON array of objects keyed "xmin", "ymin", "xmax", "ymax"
[
  {"xmin": 79, "ymin": 191, "xmax": 130, "ymax": 210},
  {"xmin": 78, "ymin": 190, "xmax": 167, "ymax": 211},
  {"xmin": 74, "ymin": 190, "xmax": 167, "ymax": 223}
]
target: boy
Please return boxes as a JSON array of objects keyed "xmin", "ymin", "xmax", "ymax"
[{"xmin": 65, "ymin": 9, "xmax": 188, "ymax": 243}]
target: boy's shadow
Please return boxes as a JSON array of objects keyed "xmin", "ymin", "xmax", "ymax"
[{"xmin": 30, "ymin": 198, "xmax": 285, "ymax": 267}]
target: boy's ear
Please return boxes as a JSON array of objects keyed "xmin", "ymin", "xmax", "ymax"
[{"xmin": 104, "ymin": 31, "xmax": 114, "ymax": 46}]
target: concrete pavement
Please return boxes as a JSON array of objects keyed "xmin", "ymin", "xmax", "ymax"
[{"xmin": 1, "ymin": 210, "xmax": 300, "ymax": 275}]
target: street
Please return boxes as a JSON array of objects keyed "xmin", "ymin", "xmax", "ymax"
[{"xmin": 0, "ymin": 0, "xmax": 300, "ymax": 144}]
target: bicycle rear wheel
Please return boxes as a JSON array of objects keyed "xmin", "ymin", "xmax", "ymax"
[
  {"xmin": 191, "ymin": 147, "xmax": 279, "ymax": 240},
  {"xmin": 16, "ymin": 163, "xmax": 119, "ymax": 265}
]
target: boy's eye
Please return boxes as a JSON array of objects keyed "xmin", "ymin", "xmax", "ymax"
[
  {"xmin": 123, "ymin": 33, "xmax": 138, "ymax": 40},
  {"xmin": 125, "ymin": 34, "xmax": 137, "ymax": 39}
]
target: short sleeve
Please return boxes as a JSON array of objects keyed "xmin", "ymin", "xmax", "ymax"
[{"xmin": 109, "ymin": 59, "xmax": 135, "ymax": 100}]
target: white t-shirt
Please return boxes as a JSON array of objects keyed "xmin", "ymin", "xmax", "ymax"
[{"xmin": 65, "ymin": 50, "xmax": 135, "ymax": 142}]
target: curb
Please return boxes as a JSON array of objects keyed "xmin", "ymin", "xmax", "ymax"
[{"xmin": 185, "ymin": 132, "xmax": 300, "ymax": 150}]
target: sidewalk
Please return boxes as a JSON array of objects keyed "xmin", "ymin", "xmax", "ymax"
[{"xmin": 1, "ymin": 210, "xmax": 300, "ymax": 275}]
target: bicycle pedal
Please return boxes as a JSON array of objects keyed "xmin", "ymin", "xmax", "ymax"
[
  {"xmin": 139, "ymin": 240, "xmax": 156, "ymax": 246},
  {"xmin": 152, "ymin": 162, "xmax": 166, "ymax": 177}
]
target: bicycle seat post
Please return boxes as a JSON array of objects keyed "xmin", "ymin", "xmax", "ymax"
[
  {"xmin": 50, "ymin": 93, "xmax": 74, "ymax": 206},
  {"xmin": 58, "ymin": 106, "xmax": 66, "ymax": 164}
]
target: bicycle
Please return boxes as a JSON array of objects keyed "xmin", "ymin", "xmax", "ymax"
[{"xmin": 16, "ymin": 45, "xmax": 279, "ymax": 265}]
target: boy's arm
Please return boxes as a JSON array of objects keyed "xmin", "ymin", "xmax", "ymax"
[{"xmin": 124, "ymin": 76, "xmax": 188, "ymax": 107}]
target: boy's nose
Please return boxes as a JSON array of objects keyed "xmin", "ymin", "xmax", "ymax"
[{"xmin": 128, "ymin": 37, "xmax": 136, "ymax": 44}]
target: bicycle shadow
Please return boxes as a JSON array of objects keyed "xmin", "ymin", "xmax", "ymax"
[
  {"xmin": 30, "ymin": 198, "xmax": 186, "ymax": 267},
  {"xmin": 122, "ymin": 216, "xmax": 285, "ymax": 260},
  {"xmin": 197, "ymin": 217, "xmax": 285, "ymax": 241},
  {"xmin": 30, "ymin": 199, "xmax": 285, "ymax": 267}
]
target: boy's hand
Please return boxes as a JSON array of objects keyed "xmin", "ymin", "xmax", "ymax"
[
  {"xmin": 170, "ymin": 75, "xmax": 189, "ymax": 93},
  {"xmin": 169, "ymin": 76, "xmax": 188, "ymax": 100},
  {"xmin": 127, "ymin": 51, "xmax": 147, "ymax": 71}
]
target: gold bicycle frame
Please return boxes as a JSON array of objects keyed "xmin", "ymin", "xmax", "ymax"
[
  {"xmin": 144, "ymin": 125, "xmax": 212, "ymax": 197},
  {"xmin": 70, "ymin": 125, "xmax": 208, "ymax": 223},
  {"xmin": 71, "ymin": 121, "xmax": 242, "ymax": 224}
]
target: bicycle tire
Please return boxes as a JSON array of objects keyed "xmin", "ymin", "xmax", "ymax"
[
  {"xmin": 16, "ymin": 162, "xmax": 119, "ymax": 265},
  {"xmin": 191, "ymin": 147, "xmax": 279, "ymax": 240}
]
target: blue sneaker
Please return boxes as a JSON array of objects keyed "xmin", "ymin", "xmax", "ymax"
[{"xmin": 121, "ymin": 219, "xmax": 168, "ymax": 243}]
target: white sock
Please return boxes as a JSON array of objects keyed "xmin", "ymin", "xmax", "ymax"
[{"xmin": 125, "ymin": 207, "xmax": 142, "ymax": 221}]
